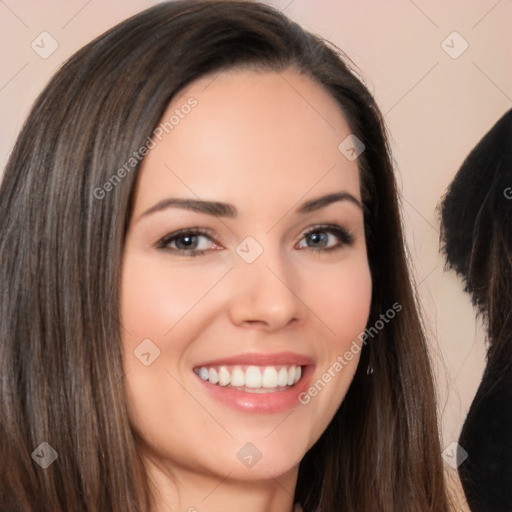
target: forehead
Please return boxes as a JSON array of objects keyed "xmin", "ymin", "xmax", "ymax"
[{"xmin": 132, "ymin": 68, "xmax": 360, "ymax": 217}]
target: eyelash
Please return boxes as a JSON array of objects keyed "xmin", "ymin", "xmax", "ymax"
[{"xmin": 156, "ymin": 224, "xmax": 354, "ymax": 257}]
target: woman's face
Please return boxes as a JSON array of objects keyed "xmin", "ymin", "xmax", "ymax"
[{"xmin": 121, "ymin": 69, "xmax": 372, "ymax": 483}]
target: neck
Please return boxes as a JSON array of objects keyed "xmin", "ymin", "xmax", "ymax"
[{"xmin": 146, "ymin": 457, "xmax": 299, "ymax": 512}]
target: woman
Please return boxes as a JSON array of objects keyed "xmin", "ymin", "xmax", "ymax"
[
  {"xmin": 0, "ymin": 1, "xmax": 450, "ymax": 510},
  {"xmin": 440, "ymin": 109, "xmax": 512, "ymax": 512}
]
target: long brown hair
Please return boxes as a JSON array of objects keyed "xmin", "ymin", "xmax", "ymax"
[{"xmin": 0, "ymin": 1, "xmax": 449, "ymax": 510}]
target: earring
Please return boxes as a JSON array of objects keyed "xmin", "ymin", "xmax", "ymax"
[{"xmin": 366, "ymin": 364, "xmax": 374, "ymax": 375}]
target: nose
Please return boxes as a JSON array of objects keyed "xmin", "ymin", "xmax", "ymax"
[{"xmin": 227, "ymin": 248, "xmax": 305, "ymax": 331}]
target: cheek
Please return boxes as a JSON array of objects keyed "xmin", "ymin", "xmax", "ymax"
[
  {"xmin": 297, "ymin": 257, "xmax": 371, "ymax": 430},
  {"xmin": 120, "ymin": 254, "xmax": 227, "ymax": 343},
  {"xmin": 305, "ymin": 257, "xmax": 372, "ymax": 344},
  {"xmin": 120, "ymin": 254, "xmax": 223, "ymax": 462}
]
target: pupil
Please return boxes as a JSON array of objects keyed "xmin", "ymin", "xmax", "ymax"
[
  {"xmin": 176, "ymin": 235, "xmax": 197, "ymax": 250},
  {"xmin": 308, "ymin": 232, "xmax": 327, "ymax": 247}
]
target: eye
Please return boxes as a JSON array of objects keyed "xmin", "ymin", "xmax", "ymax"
[
  {"xmin": 156, "ymin": 229, "xmax": 222, "ymax": 256},
  {"xmin": 296, "ymin": 224, "xmax": 354, "ymax": 251}
]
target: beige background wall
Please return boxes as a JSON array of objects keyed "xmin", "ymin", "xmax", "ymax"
[{"xmin": 1, "ymin": 0, "xmax": 511, "ymax": 462}]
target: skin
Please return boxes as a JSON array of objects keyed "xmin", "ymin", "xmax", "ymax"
[{"xmin": 121, "ymin": 68, "xmax": 372, "ymax": 512}]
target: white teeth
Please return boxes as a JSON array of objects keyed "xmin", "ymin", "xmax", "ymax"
[
  {"xmin": 196, "ymin": 364, "xmax": 304, "ymax": 390},
  {"xmin": 277, "ymin": 367, "xmax": 289, "ymax": 387},
  {"xmin": 231, "ymin": 367, "xmax": 245, "ymax": 387},
  {"xmin": 208, "ymin": 368, "xmax": 219, "ymax": 385},
  {"xmin": 218, "ymin": 366, "xmax": 230, "ymax": 386},
  {"xmin": 262, "ymin": 367, "xmax": 278, "ymax": 388},
  {"xmin": 287, "ymin": 367, "xmax": 295, "ymax": 386},
  {"xmin": 245, "ymin": 366, "xmax": 262, "ymax": 388}
]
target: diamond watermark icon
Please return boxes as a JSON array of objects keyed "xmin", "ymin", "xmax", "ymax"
[
  {"xmin": 237, "ymin": 442, "xmax": 263, "ymax": 468},
  {"xmin": 338, "ymin": 134, "xmax": 365, "ymax": 161},
  {"xmin": 236, "ymin": 236, "xmax": 263, "ymax": 264},
  {"xmin": 441, "ymin": 441, "xmax": 468, "ymax": 469},
  {"xmin": 441, "ymin": 31, "xmax": 468, "ymax": 59},
  {"xmin": 134, "ymin": 338, "xmax": 161, "ymax": 366},
  {"xmin": 31, "ymin": 442, "xmax": 58, "ymax": 469},
  {"xmin": 31, "ymin": 32, "xmax": 59, "ymax": 59}
]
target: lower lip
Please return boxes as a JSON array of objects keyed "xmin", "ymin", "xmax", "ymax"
[{"xmin": 195, "ymin": 365, "xmax": 315, "ymax": 414}]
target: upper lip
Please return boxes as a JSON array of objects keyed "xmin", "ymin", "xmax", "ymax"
[{"xmin": 194, "ymin": 352, "xmax": 314, "ymax": 368}]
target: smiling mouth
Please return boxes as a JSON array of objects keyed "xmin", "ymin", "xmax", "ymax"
[{"xmin": 194, "ymin": 364, "xmax": 303, "ymax": 393}]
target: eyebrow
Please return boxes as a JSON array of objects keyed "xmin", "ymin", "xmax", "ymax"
[{"xmin": 138, "ymin": 191, "xmax": 362, "ymax": 221}]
